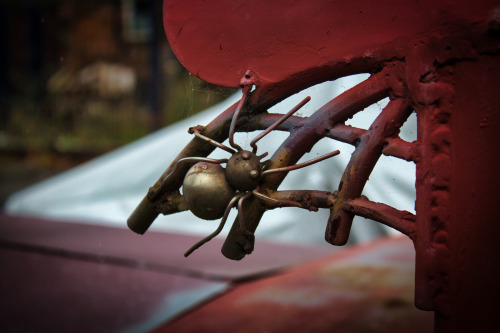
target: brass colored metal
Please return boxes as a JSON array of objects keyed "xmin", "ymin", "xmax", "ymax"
[
  {"xmin": 225, "ymin": 150, "xmax": 263, "ymax": 191},
  {"xmin": 182, "ymin": 162, "xmax": 236, "ymax": 220},
  {"xmin": 262, "ymin": 150, "xmax": 340, "ymax": 176},
  {"xmin": 173, "ymin": 87, "xmax": 343, "ymax": 256},
  {"xmin": 183, "ymin": 193, "xmax": 245, "ymax": 257}
]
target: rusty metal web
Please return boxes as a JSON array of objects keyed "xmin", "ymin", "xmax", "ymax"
[{"xmin": 128, "ymin": 62, "xmax": 417, "ymax": 260}]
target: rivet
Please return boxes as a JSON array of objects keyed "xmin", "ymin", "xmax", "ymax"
[{"xmin": 242, "ymin": 151, "xmax": 251, "ymax": 160}]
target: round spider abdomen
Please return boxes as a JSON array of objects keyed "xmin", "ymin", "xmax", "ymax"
[
  {"xmin": 226, "ymin": 150, "xmax": 262, "ymax": 191},
  {"xmin": 183, "ymin": 162, "xmax": 235, "ymax": 220}
]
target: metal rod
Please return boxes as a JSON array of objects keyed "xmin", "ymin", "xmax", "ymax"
[
  {"xmin": 228, "ymin": 86, "xmax": 252, "ymax": 151},
  {"xmin": 326, "ymin": 124, "xmax": 365, "ymax": 145},
  {"xmin": 184, "ymin": 193, "xmax": 245, "ymax": 257},
  {"xmin": 192, "ymin": 128, "xmax": 236, "ymax": 155},
  {"xmin": 250, "ymin": 96, "xmax": 311, "ymax": 153},
  {"xmin": 382, "ymin": 137, "xmax": 417, "ymax": 162},
  {"xmin": 262, "ymin": 150, "xmax": 340, "ymax": 176},
  {"xmin": 252, "ymin": 189, "xmax": 302, "ymax": 208},
  {"xmin": 269, "ymin": 190, "xmax": 335, "ymax": 210},
  {"xmin": 344, "ymin": 197, "xmax": 416, "ymax": 238}
]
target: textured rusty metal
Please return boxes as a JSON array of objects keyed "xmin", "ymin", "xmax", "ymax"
[
  {"xmin": 153, "ymin": 236, "xmax": 434, "ymax": 333},
  {"xmin": 128, "ymin": 1, "xmax": 500, "ymax": 331}
]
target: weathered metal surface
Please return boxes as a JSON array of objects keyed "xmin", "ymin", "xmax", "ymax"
[
  {"xmin": 153, "ymin": 236, "xmax": 433, "ymax": 333},
  {"xmin": 163, "ymin": 0, "xmax": 497, "ymax": 89},
  {"xmin": 1, "ymin": 213, "xmax": 340, "ymax": 331},
  {"xmin": 0, "ymin": 215, "xmax": 227, "ymax": 333},
  {"xmin": 0, "ymin": 213, "xmax": 335, "ymax": 281},
  {"xmin": 128, "ymin": 1, "xmax": 500, "ymax": 331}
]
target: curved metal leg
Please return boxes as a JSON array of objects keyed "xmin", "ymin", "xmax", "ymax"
[
  {"xmin": 184, "ymin": 192, "xmax": 245, "ymax": 257},
  {"xmin": 250, "ymin": 96, "xmax": 311, "ymax": 153},
  {"xmin": 262, "ymin": 150, "xmax": 340, "ymax": 176},
  {"xmin": 191, "ymin": 128, "xmax": 236, "ymax": 155}
]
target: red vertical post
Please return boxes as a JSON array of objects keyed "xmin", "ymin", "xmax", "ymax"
[{"xmin": 414, "ymin": 50, "xmax": 500, "ymax": 332}]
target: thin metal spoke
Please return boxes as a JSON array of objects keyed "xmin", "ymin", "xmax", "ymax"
[
  {"xmin": 253, "ymin": 189, "xmax": 301, "ymax": 208},
  {"xmin": 228, "ymin": 86, "xmax": 252, "ymax": 151},
  {"xmin": 192, "ymin": 128, "xmax": 236, "ymax": 155},
  {"xmin": 262, "ymin": 150, "xmax": 340, "ymax": 176},
  {"xmin": 184, "ymin": 193, "xmax": 245, "ymax": 257},
  {"xmin": 250, "ymin": 96, "xmax": 311, "ymax": 153}
]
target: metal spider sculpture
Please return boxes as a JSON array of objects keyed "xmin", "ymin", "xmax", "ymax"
[
  {"xmin": 153, "ymin": 79, "xmax": 339, "ymax": 257},
  {"xmin": 129, "ymin": 67, "xmax": 418, "ymax": 262}
]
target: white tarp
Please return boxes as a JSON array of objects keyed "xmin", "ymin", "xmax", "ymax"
[{"xmin": 5, "ymin": 74, "xmax": 416, "ymax": 247}]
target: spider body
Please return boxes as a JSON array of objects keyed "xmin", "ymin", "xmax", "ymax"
[
  {"xmin": 183, "ymin": 150, "xmax": 265, "ymax": 219},
  {"xmin": 183, "ymin": 162, "xmax": 235, "ymax": 220}
]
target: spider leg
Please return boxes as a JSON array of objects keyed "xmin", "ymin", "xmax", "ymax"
[
  {"xmin": 250, "ymin": 96, "xmax": 311, "ymax": 153},
  {"xmin": 257, "ymin": 152, "xmax": 269, "ymax": 160},
  {"xmin": 233, "ymin": 191, "xmax": 256, "ymax": 254},
  {"xmin": 252, "ymin": 188, "xmax": 302, "ymax": 208},
  {"xmin": 184, "ymin": 192, "xmax": 245, "ymax": 257},
  {"xmin": 237, "ymin": 192, "xmax": 253, "ymax": 231},
  {"xmin": 150, "ymin": 157, "xmax": 228, "ymax": 201},
  {"xmin": 191, "ymin": 128, "xmax": 236, "ymax": 155},
  {"xmin": 262, "ymin": 150, "xmax": 340, "ymax": 176},
  {"xmin": 228, "ymin": 85, "xmax": 252, "ymax": 152}
]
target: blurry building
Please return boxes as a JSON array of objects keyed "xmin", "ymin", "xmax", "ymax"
[{"xmin": 0, "ymin": 0, "xmax": 232, "ymax": 157}]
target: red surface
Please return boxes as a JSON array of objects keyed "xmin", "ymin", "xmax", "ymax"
[
  {"xmin": 0, "ymin": 213, "xmax": 336, "ymax": 332},
  {"xmin": 0, "ymin": 213, "xmax": 334, "ymax": 281},
  {"xmin": 163, "ymin": 0, "xmax": 496, "ymax": 88},
  {"xmin": 154, "ymin": 236, "xmax": 433, "ymax": 333},
  {"xmin": 434, "ymin": 53, "xmax": 500, "ymax": 332},
  {"xmin": 162, "ymin": 2, "xmax": 500, "ymax": 331},
  {"xmin": 0, "ymin": 247, "xmax": 222, "ymax": 333}
]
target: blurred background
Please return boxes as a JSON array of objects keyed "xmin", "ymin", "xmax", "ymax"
[{"xmin": 0, "ymin": 0, "xmax": 235, "ymax": 206}]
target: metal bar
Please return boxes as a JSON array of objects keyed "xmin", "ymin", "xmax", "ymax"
[
  {"xmin": 326, "ymin": 96, "xmax": 413, "ymax": 245},
  {"xmin": 262, "ymin": 150, "xmax": 340, "ymax": 176},
  {"xmin": 249, "ymin": 113, "xmax": 305, "ymax": 133},
  {"xmin": 344, "ymin": 197, "xmax": 416, "ymax": 238},
  {"xmin": 268, "ymin": 190, "xmax": 335, "ymax": 211},
  {"xmin": 252, "ymin": 189, "xmax": 302, "ymax": 209},
  {"xmin": 326, "ymin": 124, "xmax": 365, "ymax": 145},
  {"xmin": 382, "ymin": 137, "xmax": 418, "ymax": 162},
  {"xmin": 191, "ymin": 128, "xmax": 236, "ymax": 155},
  {"xmin": 250, "ymin": 96, "xmax": 311, "ymax": 153},
  {"xmin": 228, "ymin": 86, "xmax": 251, "ymax": 151}
]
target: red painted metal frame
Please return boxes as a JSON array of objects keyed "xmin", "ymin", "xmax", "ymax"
[{"xmin": 128, "ymin": 1, "xmax": 500, "ymax": 331}]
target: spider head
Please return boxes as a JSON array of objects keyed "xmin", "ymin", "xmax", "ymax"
[{"xmin": 225, "ymin": 150, "xmax": 263, "ymax": 191}]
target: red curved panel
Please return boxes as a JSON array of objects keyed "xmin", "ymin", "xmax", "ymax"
[{"xmin": 163, "ymin": 0, "xmax": 495, "ymax": 88}]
